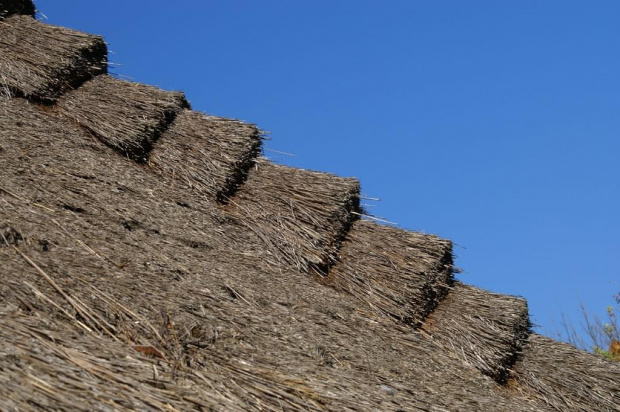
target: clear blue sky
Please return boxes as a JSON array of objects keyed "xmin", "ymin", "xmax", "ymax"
[{"xmin": 37, "ymin": 0, "xmax": 619, "ymax": 343}]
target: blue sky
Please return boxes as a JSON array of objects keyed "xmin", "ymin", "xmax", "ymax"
[{"xmin": 37, "ymin": 1, "xmax": 619, "ymax": 343}]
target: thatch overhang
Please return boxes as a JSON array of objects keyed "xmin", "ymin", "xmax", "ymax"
[
  {"xmin": 2, "ymin": 3, "xmax": 619, "ymax": 411},
  {"xmin": 0, "ymin": 0, "xmax": 34, "ymax": 18},
  {"xmin": 0, "ymin": 14, "xmax": 106, "ymax": 101},
  {"xmin": 57, "ymin": 75, "xmax": 189, "ymax": 162},
  {"xmin": 149, "ymin": 109, "xmax": 263, "ymax": 202},
  {"xmin": 422, "ymin": 282, "xmax": 530, "ymax": 383},
  {"xmin": 228, "ymin": 159, "xmax": 361, "ymax": 274},
  {"xmin": 325, "ymin": 219, "xmax": 453, "ymax": 327}
]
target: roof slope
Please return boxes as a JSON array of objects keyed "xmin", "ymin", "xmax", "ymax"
[{"xmin": 1, "ymin": 2, "xmax": 618, "ymax": 411}]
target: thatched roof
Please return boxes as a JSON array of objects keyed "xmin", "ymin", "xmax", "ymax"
[{"xmin": 2, "ymin": 4, "xmax": 618, "ymax": 411}]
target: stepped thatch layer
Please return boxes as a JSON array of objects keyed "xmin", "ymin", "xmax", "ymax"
[
  {"xmin": 229, "ymin": 160, "xmax": 361, "ymax": 274},
  {"xmin": 0, "ymin": 14, "xmax": 106, "ymax": 100},
  {"xmin": 422, "ymin": 282, "xmax": 530, "ymax": 383},
  {"xmin": 325, "ymin": 220, "xmax": 453, "ymax": 327},
  {"xmin": 150, "ymin": 109, "xmax": 263, "ymax": 202},
  {"xmin": 58, "ymin": 75, "xmax": 189, "ymax": 161}
]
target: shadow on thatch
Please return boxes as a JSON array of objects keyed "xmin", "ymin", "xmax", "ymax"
[{"xmin": 0, "ymin": 0, "xmax": 35, "ymax": 18}]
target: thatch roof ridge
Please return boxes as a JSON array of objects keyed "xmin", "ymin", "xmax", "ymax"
[
  {"xmin": 1, "ymin": 8, "xmax": 617, "ymax": 411},
  {"xmin": 0, "ymin": 14, "xmax": 106, "ymax": 101},
  {"xmin": 1, "ymin": 97, "xmax": 552, "ymax": 410},
  {"xmin": 0, "ymin": 0, "xmax": 35, "ymax": 18}
]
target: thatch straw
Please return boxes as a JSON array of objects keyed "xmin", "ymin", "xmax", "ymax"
[
  {"xmin": 0, "ymin": 15, "xmax": 106, "ymax": 101},
  {"xmin": 0, "ymin": 0, "xmax": 35, "ymax": 17},
  {"xmin": 324, "ymin": 219, "xmax": 453, "ymax": 327},
  {"xmin": 422, "ymin": 282, "xmax": 530, "ymax": 383},
  {"xmin": 512, "ymin": 334, "xmax": 620, "ymax": 411},
  {"xmin": 1, "ymin": 97, "xmax": 555, "ymax": 411},
  {"xmin": 228, "ymin": 159, "xmax": 360, "ymax": 274},
  {"xmin": 57, "ymin": 74, "xmax": 189, "ymax": 162},
  {"xmin": 149, "ymin": 109, "xmax": 263, "ymax": 202}
]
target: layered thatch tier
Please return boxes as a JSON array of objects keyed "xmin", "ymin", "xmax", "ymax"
[
  {"xmin": 325, "ymin": 220, "xmax": 453, "ymax": 327},
  {"xmin": 422, "ymin": 282, "xmax": 530, "ymax": 383},
  {"xmin": 0, "ymin": 15, "xmax": 106, "ymax": 100},
  {"xmin": 1, "ymin": 98, "xmax": 553, "ymax": 411},
  {"xmin": 58, "ymin": 75, "xmax": 189, "ymax": 162},
  {"xmin": 0, "ymin": 0, "xmax": 35, "ymax": 17},
  {"xmin": 513, "ymin": 334, "xmax": 620, "ymax": 411},
  {"xmin": 150, "ymin": 110, "xmax": 263, "ymax": 202},
  {"xmin": 228, "ymin": 160, "xmax": 361, "ymax": 274}
]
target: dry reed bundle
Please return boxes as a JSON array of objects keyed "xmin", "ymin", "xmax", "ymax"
[
  {"xmin": 150, "ymin": 109, "xmax": 263, "ymax": 202},
  {"xmin": 229, "ymin": 159, "xmax": 360, "ymax": 274},
  {"xmin": 325, "ymin": 220, "xmax": 453, "ymax": 327},
  {"xmin": 422, "ymin": 282, "xmax": 530, "ymax": 383},
  {"xmin": 58, "ymin": 74, "xmax": 189, "ymax": 161},
  {"xmin": 0, "ymin": 15, "xmax": 106, "ymax": 100},
  {"xmin": 513, "ymin": 334, "xmax": 620, "ymax": 412},
  {"xmin": 0, "ymin": 0, "xmax": 35, "ymax": 17},
  {"xmin": 0, "ymin": 97, "xmax": 554, "ymax": 411}
]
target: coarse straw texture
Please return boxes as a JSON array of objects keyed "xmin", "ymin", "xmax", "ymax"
[
  {"xmin": 0, "ymin": 15, "xmax": 106, "ymax": 100},
  {"xmin": 422, "ymin": 282, "xmax": 530, "ymax": 383},
  {"xmin": 0, "ymin": 0, "xmax": 35, "ymax": 17},
  {"xmin": 228, "ymin": 159, "xmax": 361, "ymax": 274},
  {"xmin": 1, "ymin": 97, "xmax": 554, "ymax": 411},
  {"xmin": 58, "ymin": 74, "xmax": 189, "ymax": 162},
  {"xmin": 0, "ymin": 306, "xmax": 226, "ymax": 411},
  {"xmin": 512, "ymin": 334, "xmax": 620, "ymax": 412},
  {"xmin": 325, "ymin": 219, "xmax": 453, "ymax": 327},
  {"xmin": 150, "ymin": 109, "xmax": 263, "ymax": 202}
]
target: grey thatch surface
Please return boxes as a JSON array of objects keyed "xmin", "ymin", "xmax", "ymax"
[
  {"xmin": 0, "ymin": 15, "xmax": 106, "ymax": 100},
  {"xmin": 2, "ymin": 9, "xmax": 615, "ymax": 411},
  {"xmin": 0, "ymin": 306, "xmax": 227, "ymax": 411},
  {"xmin": 1, "ymin": 96, "xmax": 554, "ymax": 411},
  {"xmin": 513, "ymin": 334, "xmax": 620, "ymax": 412},
  {"xmin": 422, "ymin": 282, "xmax": 530, "ymax": 383},
  {"xmin": 150, "ymin": 109, "xmax": 263, "ymax": 202},
  {"xmin": 0, "ymin": 0, "xmax": 35, "ymax": 17},
  {"xmin": 58, "ymin": 75, "xmax": 189, "ymax": 162},
  {"xmin": 325, "ymin": 220, "xmax": 453, "ymax": 327},
  {"xmin": 228, "ymin": 159, "xmax": 361, "ymax": 274}
]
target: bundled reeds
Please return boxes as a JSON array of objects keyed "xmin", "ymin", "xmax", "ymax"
[
  {"xmin": 422, "ymin": 282, "xmax": 530, "ymax": 383},
  {"xmin": 1, "ymin": 93, "xmax": 552, "ymax": 412},
  {"xmin": 228, "ymin": 159, "xmax": 360, "ymax": 274},
  {"xmin": 513, "ymin": 334, "xmax": 620, "ymax": 411},
  {"xmin": 0, "ymin": 15, "xmax": 106, "ymax": 100},
  {"xmin": 58, "ymin": 75, "xmax": 189, "ymax": 162},
  {"xmin": 325, "ymin": 220, "xmax": 453, "ymax": 327},
  {"xmin": 150, "ymin": 109, "xmax": 263, "ymax": 202},
  {"xmin": 0, "ymin": 0, "xmax": 35, "ymax": 18}
]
